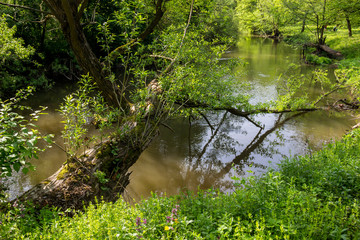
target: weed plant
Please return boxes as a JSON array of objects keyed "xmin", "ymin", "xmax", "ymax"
[{"xmin": 1, "ymin": 128, "xmax": 360, "ymax": 239}]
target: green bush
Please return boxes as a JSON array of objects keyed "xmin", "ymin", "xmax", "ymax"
[
  {"xmin": 305, "ymin": 54, "xmax": 333, "ymax": 65},
  {"xmin": 283, "ymin": 33, "xmax": 312, "ymax": 46}
]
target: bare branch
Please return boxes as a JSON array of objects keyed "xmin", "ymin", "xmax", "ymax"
[
  {"xmin": 178, "ymin": 100, "xmax": 321, "ymax": 117},
  {"xmin": 150, "ymin": 55, "xmax": 174, "ymax": 61},
  {"xmin": 313, "ymin": 85, "xmax": 349, "ymax": 106},
  {"xmin": 0, "ymin": 2, "xmax": 51, "ymax": 14},
  {"xmin": 162, "ymin": 0, "xmax": 195, "ymax": 74},
  {"xmin": 77, "ymin": 0, "xmax": 89, "ymax": 21}
]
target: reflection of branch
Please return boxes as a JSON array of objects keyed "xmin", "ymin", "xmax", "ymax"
[
  {"xmin": 244, "ymin": 115, "xmax": 263, "ymax": 129},
  {"xmin": 202, "ymin": 112, "xmax": 305, "ymax": 187},
  {"xmin": 199, "ymin": 111, "xmax": 215, "ymax": 133},
  {"xmin": 192, "ymin": 112, "xmax": 228, "ymax": 171}
]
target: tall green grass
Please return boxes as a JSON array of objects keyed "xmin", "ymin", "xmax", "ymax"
[{"xmin": 2, "ymin": 128, "xmax": 360, "ymax": 239}]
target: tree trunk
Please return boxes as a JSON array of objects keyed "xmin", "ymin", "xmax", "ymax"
[
  {"xmin": 14, "ymin": 80, "xmax": 163, "ymax": 209},
  {"xmin": 301, "ymin": 19, "xmax": 306, "ymax": 33},
  {"xmin": 43, "ymin": 0, "xmax": 125, "ymax": 108},
  {"xmin": 346, "ymin": 16, "xmax": 352, "ymax": 37},
  {"xmin": 14, "ymin": 133, "xmax": 156, "ymax": 210},
  {"xmin": 319, "ymin": 25, "xmax": 326, "ymax": 45}
]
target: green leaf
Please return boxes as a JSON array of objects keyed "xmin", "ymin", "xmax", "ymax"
[
  {"xmin": 13, "ymin": 162, "xmax": 21, "ymax": 172},
  {"xmin": 22, "ymin": 167, "xmax": 29, "ymax": 174}
]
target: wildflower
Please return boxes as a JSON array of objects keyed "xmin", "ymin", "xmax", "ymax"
[
  {"xmin": 136, "ymin": 217, "xmax": 141, "ymax": 226},
  {"xmin": 164, "ymin": 226, "xmax": 170, "ymax": 231},
  {"xmin": 174, "ymin": 218, "xmax": 178, "ymax": 223},
  {"xmin": 143, "ymin": 218, "xmax": 147, "ymax": 225}
]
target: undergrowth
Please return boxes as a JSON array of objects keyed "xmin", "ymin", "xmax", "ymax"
[{"xmin": 1, "ymin": 128, "xmax": 360, "ymax": 239}]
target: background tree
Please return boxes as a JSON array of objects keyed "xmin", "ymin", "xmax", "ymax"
[
  {"xmin": 282, "ymin": 0, "xmax": 335, "ymax": 44},
  {"xmin": 236, "ymin": 0, "xmax": 291, "ymax": 37},
  {"xmin": 328, "ymin": 0, "xmax": 360, "ymax": 37}
]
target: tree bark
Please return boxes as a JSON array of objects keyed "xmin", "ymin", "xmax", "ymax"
[
  {"xmin": 301, "ymin": 16, "xmax": 306, "ymax": 33},
  {"xmin": 346, "ymin": 16, "xmax": 352, "ymax": 37},
  {"xmin": 43, "ymin": 0, "xmax": 124, "ymax": 107},
  {"xmin": 318, "ymin": 44, "xmax": 344, "ymax": 60},
  {"xmin": 15, "ymin": 130, "xmax": 157, "ymax": 210}
]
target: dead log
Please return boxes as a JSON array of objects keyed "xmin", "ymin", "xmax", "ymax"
[
  {"xmin": 303, "ymin": 43, "xmax": 344, "ymax": 60},
  {"xmin": 319, "ymin": 45, "xmax": 344, "ymax": 60}
]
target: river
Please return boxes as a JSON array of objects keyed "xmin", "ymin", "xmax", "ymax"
[{"xmin": 4, "ymin": 37, "xmax": 357, "ymax": 201}]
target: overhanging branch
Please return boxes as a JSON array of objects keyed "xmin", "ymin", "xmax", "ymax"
[{"xmin": 177, "ymin": 100, "xmax": 321, "ymax": 117}]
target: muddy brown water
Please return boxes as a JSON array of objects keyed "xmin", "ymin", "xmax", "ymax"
[{"xmin": 4, "ymin": 37, "xmax": 357, "ymax": 201}]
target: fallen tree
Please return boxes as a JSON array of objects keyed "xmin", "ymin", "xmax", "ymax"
[{"xmin": 303, "ymin": 43, "xmax": 344, "ymax": 61}]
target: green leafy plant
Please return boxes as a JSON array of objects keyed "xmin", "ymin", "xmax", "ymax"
[
  {"xmin": 305, "ymin": 53, "xmax": 333, "ymax": 65},
  {"xmin": 59, "ymin": 74, "xmax": 120, "ymax": 156},
  {"xmin": 0, "ymin": 87, "xmax": 53, "ymax": 177}
]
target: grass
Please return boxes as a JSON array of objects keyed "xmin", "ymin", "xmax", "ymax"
[
  {"xmin": 282, "ymin": 25, "xmax": 360, "ymax": 68},
  {"xmin": 1, "ymin": 127, "xmax": 360, "ymax": 239}
]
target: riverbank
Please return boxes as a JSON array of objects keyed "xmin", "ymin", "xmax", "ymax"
[
  {"xmin": 1, "ymin": 126, "xmax": 360, "ymax": 239},
  {"xmin": 282, "ymin": 26, "xmax": 360, "ymax": 64}
]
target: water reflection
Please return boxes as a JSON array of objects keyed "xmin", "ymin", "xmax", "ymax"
[
  {"xmin": 126, "ymin": 111, "xmax": 299, "ymax": 200},
  {"xmin": 125, "ymin": 37, "xmax": 357, "ymax": 201},
  {"xmin": 3, "ymin": 38, "xmax": 357, "ymax": 201}
]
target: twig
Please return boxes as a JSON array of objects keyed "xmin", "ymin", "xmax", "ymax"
[
  {"xmin": 160, "ymin": 122, "xmax": 175, "ymax": 133},
  {"xmin": 149, "ymin": 55, "xmax": 174, "ymax": 61}
]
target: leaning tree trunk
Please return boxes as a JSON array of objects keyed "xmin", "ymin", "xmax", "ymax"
[
  {"xmin": 15, "ymin": 79, "xmax": 163, "ymax": 210},
  {"xmin": 14, "ymin": 1, "xmax": 167, "ymax": 210},
  {"xmin": 16, "ymin": 127, "xmax": 157, "ymax": 210},
  {"xmin": 43, "ymin": 0, "xmax": 125, "ymax": 108}
]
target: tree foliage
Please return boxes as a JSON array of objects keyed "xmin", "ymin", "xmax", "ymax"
[
  {"xmin": 0, "ymin": 87, "xmax": 53, "ymax": 178},
  {"xmin": 236, "ymin": 0, "xmax": 291, "ymax": 36}
]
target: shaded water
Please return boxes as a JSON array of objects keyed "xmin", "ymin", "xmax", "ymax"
[{"xmin": 4, "ymin": 37, "xmax": 357, "ymax": 201}]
